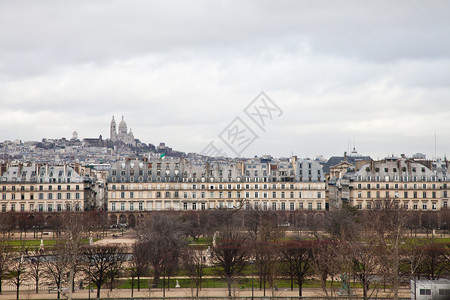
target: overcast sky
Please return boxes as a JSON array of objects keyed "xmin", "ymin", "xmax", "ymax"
[{"xmin": 1, "ymin": 0, "xmax": 449, "ymax": 159}]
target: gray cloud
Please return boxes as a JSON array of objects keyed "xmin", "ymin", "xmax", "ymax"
[{"xmin": 0, "ymin": 0, "xmax": 449, "ymax": 158}]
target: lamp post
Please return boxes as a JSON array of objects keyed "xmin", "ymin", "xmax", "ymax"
[
  {"xmin": 250, "ymin": 260, "xmax": 254, "ymax": 300},
  {"xmin": 88, "ymin": 263, "xmax": 93, "ymax": 300}
]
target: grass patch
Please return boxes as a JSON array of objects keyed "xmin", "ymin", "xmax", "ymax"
[{"xmin": 4, "ymin": 238, "xmax": 98, "ymax": 251}]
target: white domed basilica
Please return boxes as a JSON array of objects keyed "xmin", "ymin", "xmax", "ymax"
[{"xmin": 110, "ymin": 116, "xmax": 136, "ymax": 146}]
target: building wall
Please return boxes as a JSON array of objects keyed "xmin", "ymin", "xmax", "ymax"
[
  {"xmin": 107, "ymin": 181, "xmax": 326, "ymax": 212},
  {"xmin": 348, "ymin": 159, "xmax": 449, "ymax": 211},
  {"xmin": 0, "ymin": 182, "xmax": 89, "ymax": 212}
]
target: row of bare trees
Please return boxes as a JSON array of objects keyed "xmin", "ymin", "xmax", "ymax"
[
  {"xmin": 129, "ymin": 205, "xmax": 449, "ymax": 298},
  {"xmin": 0, "ymin": 206, "xmax": 449, "ymax": 299},
  {"xmin": 0, "ymin": 212, "xmax": 122, "ymax": 300}
]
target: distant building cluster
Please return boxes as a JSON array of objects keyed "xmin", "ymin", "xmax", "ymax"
[{"xmin": 0, "ymin": 117, "xmax": 448, "ymax": 217}]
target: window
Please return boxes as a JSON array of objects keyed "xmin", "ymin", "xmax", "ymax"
[
  {"xmin": 281, "ymin": 202, "xmax": 286, "ymax": 210},
  {"xmin": 422, "ymin": 203, "xmax": 427, "ymax": 210},
  {"xmin": 1, "ymin": 204, "xmax": 6, "ymax": 212},
  {"xmin": 272, "ymin": 202, "xmax": 277, "ymax": 210},
  {"xmin": 75, "ymin": 192, "xmax": 80, "ymax": 199},
  {"xmin": 38, "ymin": 204, "xmax": 44, "ymax": 212},
  {"xmin": 39, "ymin": 193, "xmax": 44, "ymax": 200},
  {"xmin": 139, "ymin": 202, "xmax": 143, "ymax": 211},
  {"xmin": 130, "ymin": 192, "xmax": 134, "ymax": 199},
  {"xmin": 57, "ymin": 204, "xmax": 62, "ymax": 212},
  {"xmin": 111, "ymin": 203, "xmax": 116, "ymax": 211},
  {"xmin": 130, "ymin": 202, "xmax": 134, "ymax": 211},
  {"xmin": 48, "ymin": 204, "xmax": 53, "ymax": 212},
  {"xmin": 11, "ymin": 204, "xmax": 15, "ymax": 211},
  {"xmin": 419, "ymin": 289, "xmax": 431, "ymax": 296},
  {"xmin": 183, "ymin": 202, "xmax": 188, "ymax": 210},
  {"xmin": 298, "ymin": 202, "xmax": 303, "ymax": 210},
  {"xmin": 120, "ymin": 202, "xmax": 125, "ymax": 211},
  {"xmin": 357, "ymin": 203, "xmax": 362, "ymax": 209},
  {"xmin": 20, "ymin": 204, "xmax": 25, "ymax": 212},
  {"xmin": 66, "ymin": 193, "xmax": 71, "ymax": 200},
  {"xmin": 290, "ymin": 202, "xmax": 295, "ymax": 210},
  {"xmin": 308, "ymin": 202, "xmax": 313, "ymax": 210},
  {"xmin": 57, "ymin": 193, "xmax": 62, "ymax": 199},
  {"xmin": 317, "ymin": 192, "xmax": 322, "ymax": 198},
  {"xmin": 317, "ymin": 202, "xmax": 322, "ymax": 210}
]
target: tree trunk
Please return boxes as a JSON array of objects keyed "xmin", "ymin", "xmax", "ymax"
[
  {"xmin": 298, "ymin": 279, "xmax": 303, "ymax": 297},
  {"xmin": 227, "ymin": 281, "xmax": 232, "ymax": 297},
  {"xmin": 131, "ymin": 275, "xmax": 134, "ymax": 298},
  {"xmin": 137, "ymin": 274, "xmax": 140, "ymax": 291},
  {"xmin": 97, "ymin": 285, "xmax": 101, "ymax": 299},
  {"xmin": 36, "ymin": 277, "xmax": 39, "ymax": 293},
  {"xmin": 263, "ymin": 277, "xmax": 266, "ymax": 297}
]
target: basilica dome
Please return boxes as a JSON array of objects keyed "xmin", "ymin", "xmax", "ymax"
[{"xmin": 118, "ymin": 116, "xmax": 127, "ymax": 134}]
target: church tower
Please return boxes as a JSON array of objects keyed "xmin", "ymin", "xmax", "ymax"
[{"xmin": 110, "ymin": 116, "xmax": 117, "ymax": 141}]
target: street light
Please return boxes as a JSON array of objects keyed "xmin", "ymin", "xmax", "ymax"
[
  {"xmin": 250, "ymin": 260, "xmax": 254, "ymax": 300},
  {"xmin": 88, "ymin": 263, "xmax": 94, "ymax": 300}
]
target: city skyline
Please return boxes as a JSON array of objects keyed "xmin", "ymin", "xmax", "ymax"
[{"xmin": 1, "ymin": 1, "xmax": 450, "ymax": 159}]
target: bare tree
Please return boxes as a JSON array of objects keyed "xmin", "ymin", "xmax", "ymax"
[
  {"xmin": 59, "ymin": 212, "xmax": 94, "ymax": 300},
  {"xmin": 418, "ymin": 243, "xmax": 449, "ymax": 280},
  {"xmin": 310, "ymin": 240, "xmax": 337, "ymax": 297},
  {"xmin": 81, "ymin": 244, "xmax": 126, "ymax": 299},
  {"xmin": 8, "ymin": 254, "xmax": 28, "ymax": 300},
  {"xmin": 370, "ymin": 200, "xmax": 412, "ymax": 300},
  {"xmin": 140, "ymin": 213, "xmax": 185, "ymax": 296},
  {"xmin": 0, "ymin": 238, "xmax": 12, "ymax": 294},
  {"xmin": 279, "ymin": 239, "xmax": 313, "ymax": 297},
  {"xmin": 210, "ymin": 227, "xmax": 249, "ymax": 297},
  {"xmin": 44, "ymin": 243, "xmax": 68, "ymax": 300},
  {"xmin": 183, "ymin": 245, "xmax": 206, "ymax": 297},
  {"xmin": 244, "ymin": 209, "xmax": 283, "ymax": 295},
  {"xmin": 26, "ymin": 248, "xmax": 45, "ymax": 294},
  {"xmin": 130, "ymin": 241, "xmax": 149, "ymax": 294}
]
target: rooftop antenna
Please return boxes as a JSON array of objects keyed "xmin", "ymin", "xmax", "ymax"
[
  {"xmin": 434, "ymin": 131, "xmax": 437, "ymax": 160},
  {"xmin": 347, "ymin": 137, "xmax": 350, "ymax": 156}
]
